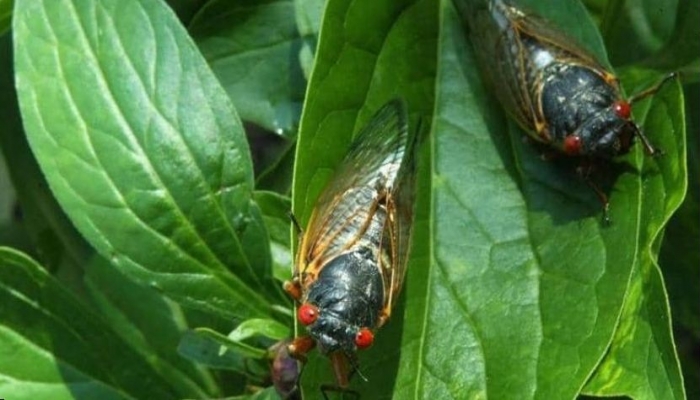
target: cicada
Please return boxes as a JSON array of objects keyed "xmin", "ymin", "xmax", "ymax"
[
  {"xmin": 284, "ymin": 99, "xmax": 416, "ymax": 389},
  {"xmin": 465, "ymin": 0, "xmax": 675, "ymax": 220}
]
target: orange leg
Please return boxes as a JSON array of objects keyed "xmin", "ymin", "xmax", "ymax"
[
  {"xmin": 288, "ymin": 335, "xmax": 315, "ymax": 362},
  {"xmin": 330, "ymin": 352, "xmax": 351, "ymax": 389},
  {"xmin": 283, "ymin": 278, "xmax": 302, "ymax": 301}
]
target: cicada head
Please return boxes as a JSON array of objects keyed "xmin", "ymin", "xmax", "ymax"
[
  {"xmin": 298, "ymin": 304, "xmax": 375, "ymax": 355},
  {"xmin": 538, "ymin": 63, "xmax": 639, "ymax": 159},
  {"xmin": 297, "ymin": 249, "xmax": 383, "ymax": 355},
  {"xmin": 563, "ymin": 100, "xmax": 637, "ymax": 158}
]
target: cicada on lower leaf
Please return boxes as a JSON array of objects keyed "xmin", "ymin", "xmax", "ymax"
[
  {"xmin": 284, "ymin": 99, "xmax": 417, "ymax": 390},
  {"xmin": 463, "ymin": 0, "xmax": 676, "ymax": 222}
]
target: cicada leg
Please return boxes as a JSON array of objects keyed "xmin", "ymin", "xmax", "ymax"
[
  {"xmin": 330, "ymin": 352, "xmax": 351, "ymax": 388},
  {"xmin": 283, "ymin": 278, "xmax": 302, "ymax": 301},
  {"xmin": 627, "ymin": 72, "xmax": 678, "ymax": 157},
  {"xmin": 317, "ymin": 353, "xmax": 359, "ymax": 399},
  {"xmin": 376, "ymin": 297, "xmax": 397, "ymax": 328},
  {"xmin": 287, "ymin": 335, "xmax": 316, "ymax": 363},
  {"xmin": 628, "ymin": 72, "xmax": 677, "ymax": 105},
  {"xmin": 533, "ymin": 119, "xmax": 552, "ymax": 143}
]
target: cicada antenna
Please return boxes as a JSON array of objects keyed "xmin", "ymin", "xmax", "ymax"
[{"xmin": 344, "ymin": 349, "xmax": 368, "ymax": 383}]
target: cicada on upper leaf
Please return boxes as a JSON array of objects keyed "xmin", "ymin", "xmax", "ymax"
[
  {"xmin": 463, "ymin": 0, "xmax": 676, "ymax": 222},
  {"xmin": 284, "ymin": 99, "xmax": 417, "ymax": 389}
]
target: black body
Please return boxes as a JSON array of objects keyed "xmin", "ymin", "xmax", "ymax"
[
  {"xmin": 540, "ymin": 64, "xmax": 634, "ymax": 157},
  {"xmin": 305, "ymin": 247, "xmax": 384, "ymax": 354}
]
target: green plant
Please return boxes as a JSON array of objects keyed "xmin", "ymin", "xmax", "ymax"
[{"xmin": 0, "ymin": 0, "xmax": 697, "ymax": 399}]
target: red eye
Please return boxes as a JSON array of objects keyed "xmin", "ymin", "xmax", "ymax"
[
  {"xmin": 354, "ymin": 328, "xmax": 374, "ymax": 349},
  {"xmin": 563, "ymin": 135, "xmax": 582, "ymax": 155},
  {"xmin": 613, "ymin": 100, "xmax": 631, "ymax": 119},
  {"xmin": 297, "ymin": 304, "xmax": 318, "ymax": 326}
]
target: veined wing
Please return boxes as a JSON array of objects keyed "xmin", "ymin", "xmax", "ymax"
[
  {"xmin": 297, "ymin": 99, "xmax": 410, "ymax": 276},
  {"xmin": 467, "ymin": 0, "xmax": 537, "ymax": 132},
  {"xmin": 382, "ymin": 123, "xmax": 418, "ymax": 317},
  {"xmin": 509, "ymin": 2, "xmax": 604, "ymax": 71}
]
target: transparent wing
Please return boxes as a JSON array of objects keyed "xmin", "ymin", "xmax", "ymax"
[
  {"xmin": 467, "ymin": 0, "xmax": 537, "ymax": 131},
  {"xmin": 382, "ymin": 128, "xmax": 418, "ymax": 316},
  {"xmin": 512, "ymin": 6, "xmax": 603, "ymax": 70},
  {"xmin": 297, "ymin": 99, "xmax": 410, "ymax": 276}
]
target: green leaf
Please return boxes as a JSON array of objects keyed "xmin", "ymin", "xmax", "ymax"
[
  {"xmin": 647, "ymin": 0, "xmax": 700, "ymax": 74},
  {"xmin": 0, "ymin": 153, "xmax": 15, "ymax": 224},
  {"xmin": 83, "ymin": 256, "xmax": 219, "ymax": 397},
  {"xmin": 165, "ymin": 0, "xmax": 207, "ymax": 25},
  {"xmin": 255, "ymin": 141, "xmax": 296, "ymax": 194},
  {"xmin": 254, "ymin": 191, "xmax": 293, "ymax": 283},
  {"xmin": 0, "ymin": 247, "xmax": 192, "ymax": 399},
  {"xmin": 13, "ymin": 0, "xmax": 273, "ymax": 321},
  {"xmin": 0, "ymin": 32, "xmax": 92, "ymax": 275},
  {"xmin": 194, "ymin": 328, "xmax": 268, "ymax": 359},
  {"xmin": 189, "ymin": 0, "xmax": 306, "ymax": 135},
  {"xmin": 661, "ymin": 83, "xmax": 700, "ymax": 339},
  {"xmin": 599, "ymin": 0, "xmax": 678, "ymax": 66},
  {"xmin": 294, "ymin": 0, "xmax": 326, "ymax": 78},
  {"xmin": 0, "ymin": 0, "xmax": 10, "ymax": 36},
  {"xmin": 228, "ymin": 318, "xmax": 291, "ymax": 342},
  {"xmin": 650, "ymin": 77, "xmax": 696, "ymax": 400},
  {"xmin": 599, "ymin": 0, "xmax": 700, "ymax": 75},
  {"xmin": 232, "ymin": 386, "xmax": 282, "ymax": 400},
  {"xmin": 291, "ymin": 0, "xmax": 436, "ymax": 396},
  {"xmin": 581, "ymin": 69, "xmax": 686, "ymax": 399},
  {"xmin": 178, "ymin": 328, "xmax": 273, "ymax": 379},
  {"xmin": 178, "ymin": 330, "xmax": 253, "ymax": 372},
  {"xmin": 581, "ymin": 0, "xmax": 607, "ymax": 23},
  {"xmin": 408, "ymin": 0, "xmax": 684, "ymax": 398}
]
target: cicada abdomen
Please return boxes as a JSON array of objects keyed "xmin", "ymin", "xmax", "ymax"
[{"xmin": 284, "ymin": 99, "xmax": 417, "ymax": 388}]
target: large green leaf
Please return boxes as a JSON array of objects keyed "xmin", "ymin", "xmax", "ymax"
[
  {"xmin": 648, "ymin": 0, "xmax": 700, "ymax": 75},
  {"xmin": 83, "ymin": 256, "xmax": 220, "ymax": 397},
  {"xmin": 291, "ymin": 0, "xmax": 436, "ymax": 396},
  {"xmin": 581, "ymin": 70, "xmax": 686, "ymax": 399},
  {"xmin": 0, "ymin": 247, "xmax": 198, "ymax": 399},
  {"xmin": 0, "ymin": 153, "xmax": 14, "ymax": 224},
  {"xmin": 294, "ymin": 0, "xmax": 326, "ymax": 78},
  {"xmin": 598, "ymin": 0, "xmax": 678, "ymax": 66},
  {"xmin": 254, "ymin": 191, "xmax": 294, "ymax": 284},
  {"xmin": 13, "ymin": 0, "xmax": 274, "ymax": 321},
  {"xmin": 648, "ymin": 83, "xmax": 699, "ymax": 398},
  {"xmin": 0, "ymin": 0, "xmax": 10, "ymax": 35},
  {"xmin": 164, "ymin": 0, "xmax": 207, "ymax": 25},
  {"xmin": 189, "ymin": 0, "xmax": 306, "ymax": 136},
  {"xmin": 0, "ymin": 32, "xmax": 92, "ymax": 278},
  {"xmin": 410, "ymin": 0, "xmax": 682, "ymax": 398},
  {"xmin": 661, "ymin": 83, "xmax": 700, "ymax": 339},
  {"xmin": 599, "ymin": 0, "xmax": 700, "ymax": 74}
]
